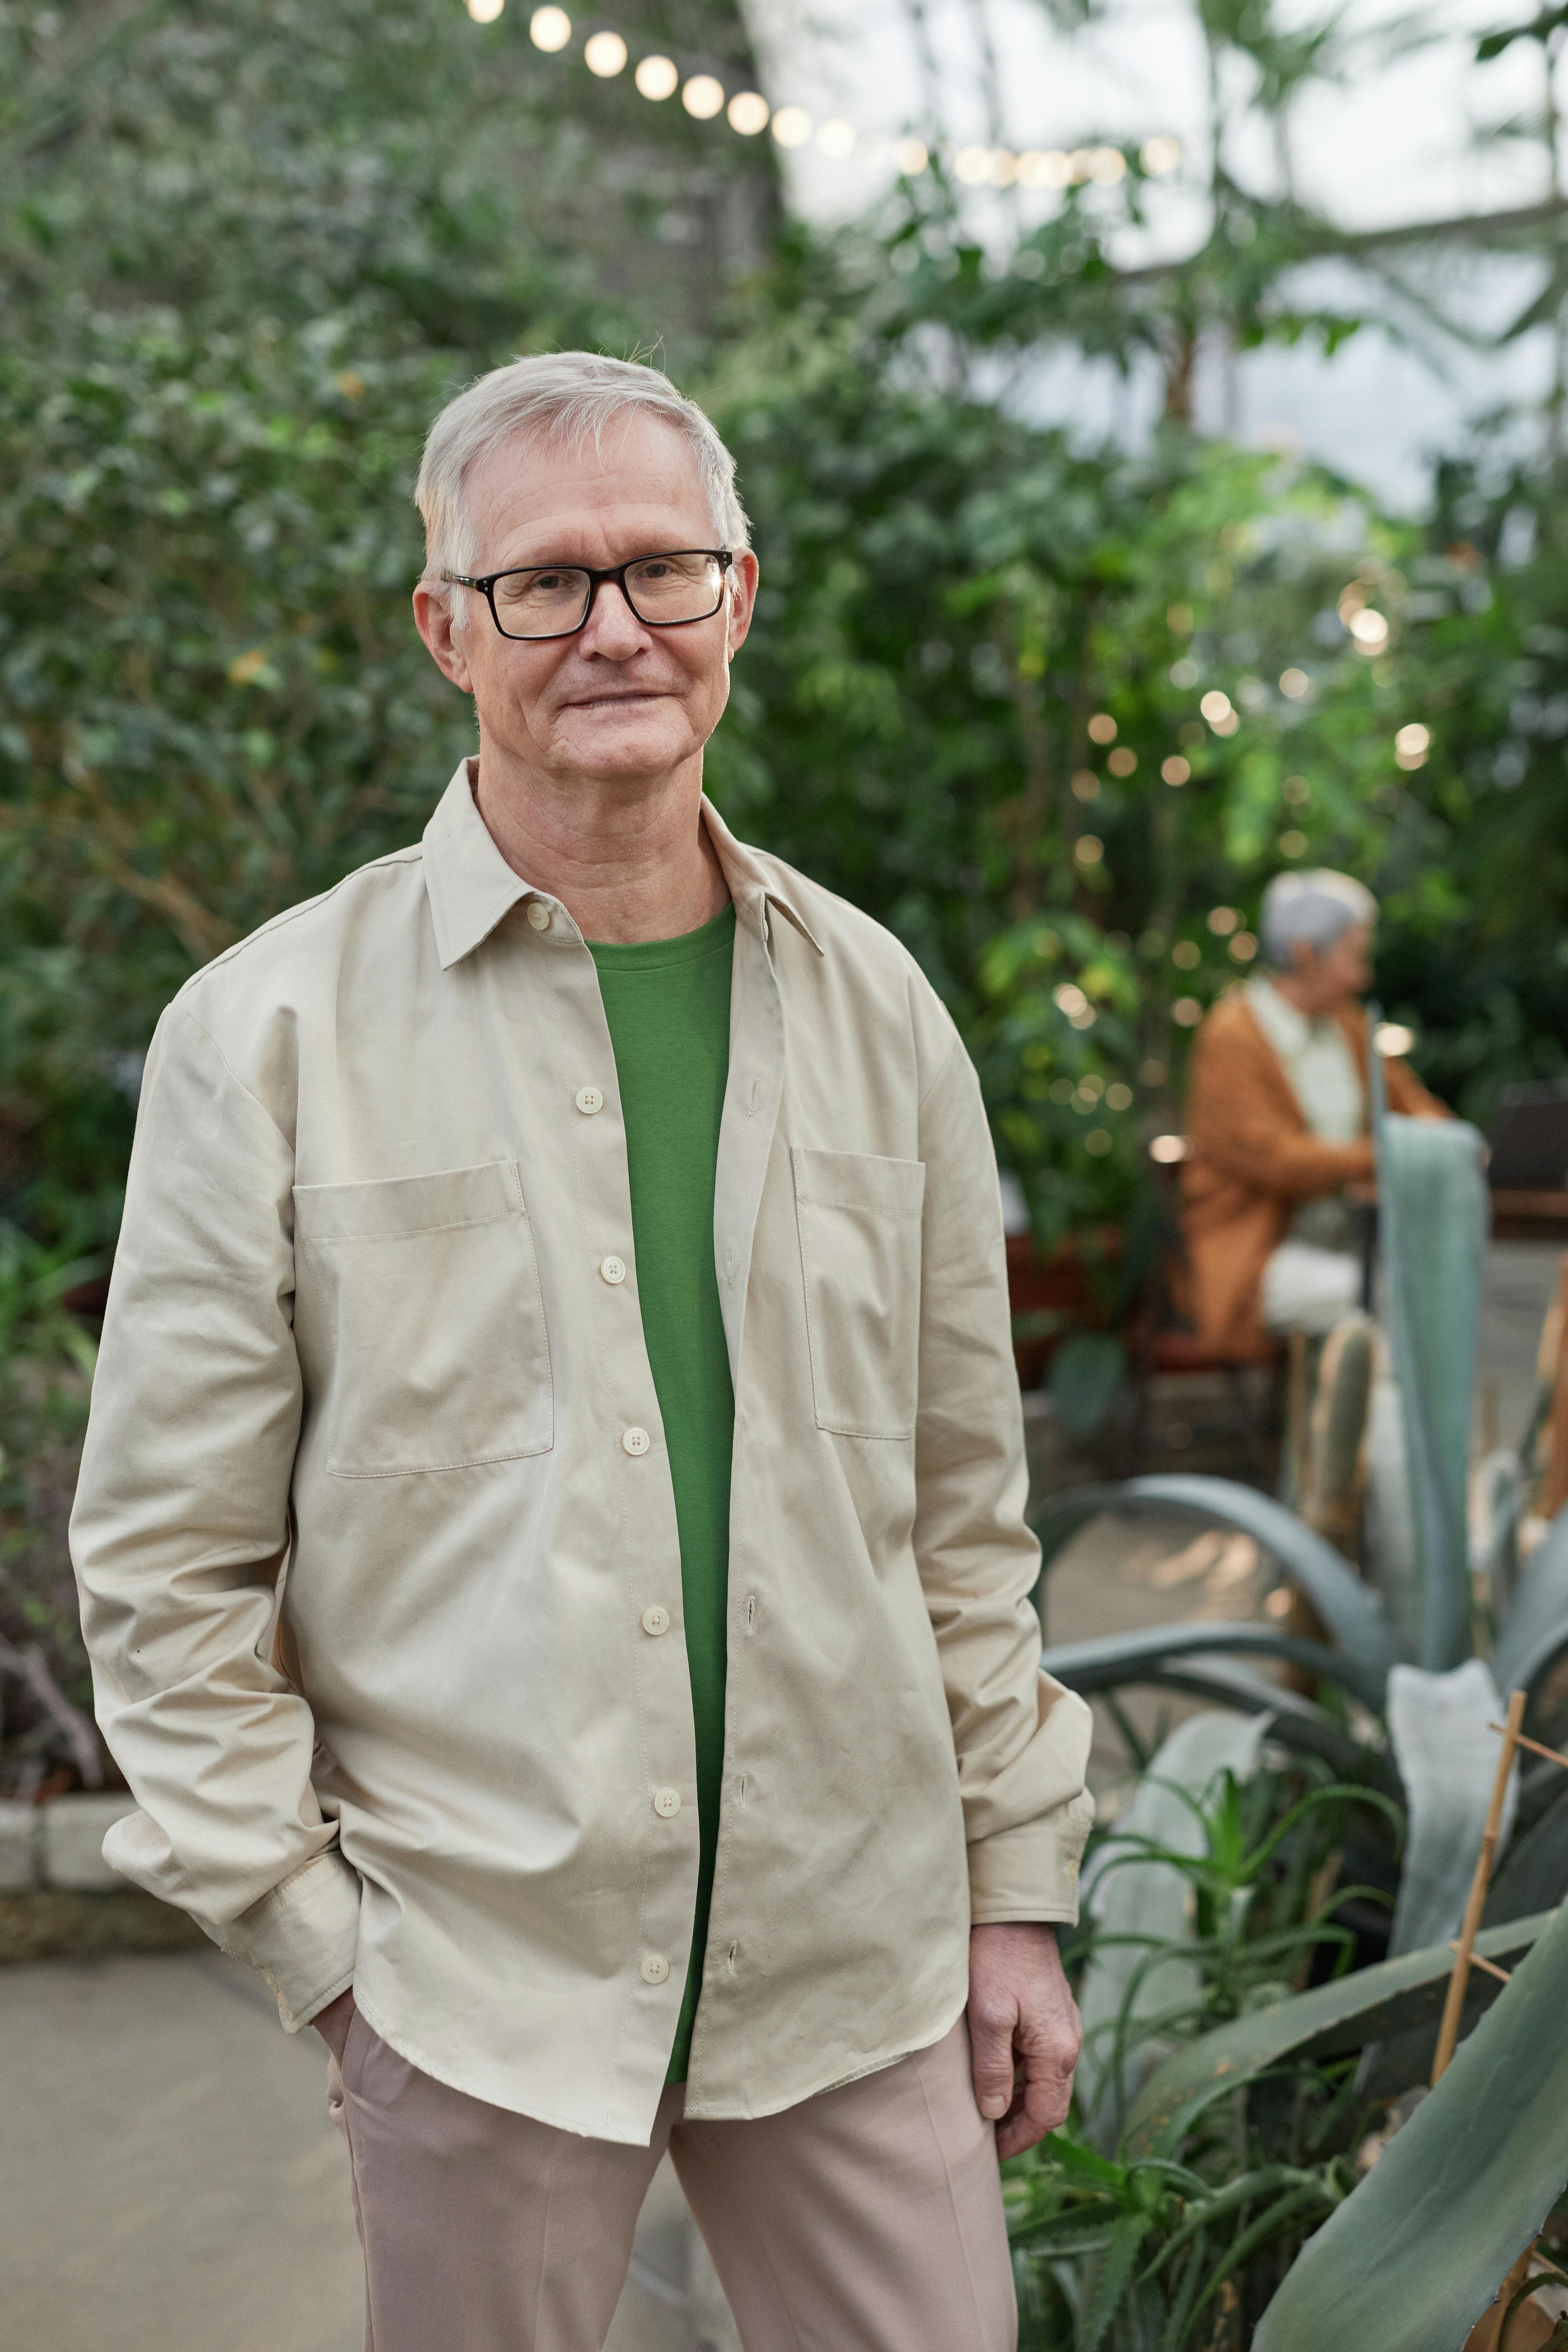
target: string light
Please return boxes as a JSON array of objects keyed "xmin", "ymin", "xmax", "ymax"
[
  {"xmin": 583, "ymin": 30, "xmax": 625, "ymax": 75},
  {"xmin": 682, "ymin": 74, "xmax": 725, "ymax": 118},
  {"xmin": 634, "ymin": 53, "xmax": 677, "ymax": 99},
  {"xmin": 529, "ymin": 5, "xmax": 571, "ymax": 51},
  {"xmin": 467, "ymin": 2, "xmax": 1184, "ymax": 188}
]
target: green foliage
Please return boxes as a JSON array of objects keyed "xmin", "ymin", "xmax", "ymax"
[
  {"xmin": 3, "ymin": 9, "xmax": 1566, "ymax": 1266},
  {"xmin": 0, "ymin": 1218, "xmax": 103, "ymax": 1794},
  {"xmin": 1007, "ymin": 1755, "xmax": 1386, "ymax": 2348},
  {"xmin": 0, "ymin": 0, "xmax": 770, "ymax": 1223},
  {"xmin": 1253, "ymin": 1897, "xmax": 1568, "ymax": 2350}
]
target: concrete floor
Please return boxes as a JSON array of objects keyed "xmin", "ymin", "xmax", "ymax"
[
  {"xmin": 7, "ymin": 1238, "xmax": 1560, "ymax": 2350},
  {"xmin": 0, "ymin": 1948, "xmax": 733, "ymax": 2352}
]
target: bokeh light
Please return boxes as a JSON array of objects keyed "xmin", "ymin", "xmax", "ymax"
[
  {"xmin": 583, "ymin": 30, "xmax": 625, "ymax": 74},
  {"xmin": 634, "ymin": 54, "xmax": 678, "ymax": 99},
  {"xmin": 529, "ymin": 6, "xmax": 571, "ymax": 52},
  {"xmin": 681, "ymin": 75, "xmax": 725, "ymax": 119}
]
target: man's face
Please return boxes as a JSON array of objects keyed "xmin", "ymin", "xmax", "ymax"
[{"xmin": 413, "ymin": 413, "xmax": 757, "ymax": 787}]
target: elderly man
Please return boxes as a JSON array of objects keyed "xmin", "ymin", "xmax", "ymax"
[
  {"xmin": 71, "ymin": 353, "xmax": 1093, "ymax": 2352},
  {"xmin": 1180, "ymin": 868, "xmax": 1447, "ymax": 1355}
]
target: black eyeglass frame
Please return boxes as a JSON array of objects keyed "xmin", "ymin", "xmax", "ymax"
[{"xmin": 441, "ymin": 548, "xmax": 735, "ymax": 642}]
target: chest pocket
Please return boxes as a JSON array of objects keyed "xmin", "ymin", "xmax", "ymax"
[
  {"xmin": 791, "ymin": 1148, "xmax": 926, "ymax": 1441},
  {"xmin": 293, "ymin": 1160, "xmax": 553, "ymax": 1477}
]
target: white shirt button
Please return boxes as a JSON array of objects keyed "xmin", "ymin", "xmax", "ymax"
[
  {"xmin": 653, "ymin": 1786, "xmax": 682, "ymax": 1819},
  {"xmin": 600, "ymin": 1255, "xmax": 627, "ymax": 1285},
  {"xmin": 640, "ymin": 1952, "xmax": 671, "ymax": 1985},
  {"xmin": 621, "ymin": 1426, "xmax": 650, "ymax": 1457},
  {"xmin": 641, "ymin": 1605, "xmax": 671, "ymax": 1637},
  {"xmin": 575, "ymin": 1086, "xmax": 604, "ymax": 1115},
  {"xmin": 526, "ymin": 902, "xmax": 552, "ymax": 932}
]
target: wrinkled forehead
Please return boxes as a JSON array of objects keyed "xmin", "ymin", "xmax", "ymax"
[{"xmin": 464, "ymin": 412, "xmax": 713, "ymax": 565}]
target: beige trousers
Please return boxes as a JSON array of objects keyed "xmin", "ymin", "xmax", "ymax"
[{"xmin": 327, "ymin": 2011, "xmax": 1016, "ymax": 2352}]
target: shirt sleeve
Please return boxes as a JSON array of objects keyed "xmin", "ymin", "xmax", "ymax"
[
  {"xmin": 913, "ymin": 1032, "xmax": 1095, "ymax": 1926},
  {"xmin": 70, "ymin": 1002, "xmax": 360, "ymax": 2031}
]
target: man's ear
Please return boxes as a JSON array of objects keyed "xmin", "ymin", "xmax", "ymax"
[
  {"xmin": 413, "ymin": 583, "xmax": 477, "ymax": 695},
  {"xmin": 724, "ymin": 550, "xmax": 760, "ymax": 663}
]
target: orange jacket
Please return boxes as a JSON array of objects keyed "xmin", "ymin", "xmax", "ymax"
[{"xmin": 1177, "ymin": 991, "xmax": 1448, "ymax": 1357}]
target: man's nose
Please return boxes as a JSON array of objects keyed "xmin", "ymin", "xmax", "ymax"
[{"xmin": 578, "ymin": 579, "xmax": 651, "ymax": 657}]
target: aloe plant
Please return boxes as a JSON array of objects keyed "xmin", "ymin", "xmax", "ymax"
[
  {"xmin": 1074, "ymin": 1712, "xmax": 1400, "ymax": 2150},
  {"xmin": 1012, "ymin": 1751, "xmax": 1428, "ymax": 2348}
]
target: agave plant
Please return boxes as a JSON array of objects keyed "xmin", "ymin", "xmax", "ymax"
[
  {"xmin": 1026, "ymin": 1067, "xmax": 1568, "ymax": 2344},
  {"xmin": 1036, "ymin": 1072, "xmax": 1568, "ymax": 1974}
]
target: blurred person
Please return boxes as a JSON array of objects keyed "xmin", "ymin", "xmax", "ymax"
[
  {"xmin": 1179, "ymin": 869, "xmax": 1447, "ymax": 1356},
  {"xmin": 70, "ymin": 354, "xmax": 1093, "ymax": 2352}
]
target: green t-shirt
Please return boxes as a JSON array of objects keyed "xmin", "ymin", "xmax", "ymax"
[{"xmin": 588, "ymin": 904, "xmax": 735, "ymax": 2085}]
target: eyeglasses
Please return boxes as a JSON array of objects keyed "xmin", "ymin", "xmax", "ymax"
[{"xmin": 441, "ymin": 549, "xmax": 734, "ymax": 642}]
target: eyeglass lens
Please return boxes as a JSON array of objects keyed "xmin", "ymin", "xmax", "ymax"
[{"xmin": 492, "ymin": 552, "xmax": 724, "ymax": 638}]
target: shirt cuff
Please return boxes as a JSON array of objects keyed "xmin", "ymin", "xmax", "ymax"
[
  {"xmin": 211, "ymin": 1850, "xmax": 362, "ymax": 2032},
  {"xmin": 967, "ymin": 1790, "xmax": 1095, "ymax": 1928}
]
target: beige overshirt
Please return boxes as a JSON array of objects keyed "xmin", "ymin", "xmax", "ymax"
[{"xmin": 71, "ymin": 761, "xmax": 1093, "ymax": 2145}]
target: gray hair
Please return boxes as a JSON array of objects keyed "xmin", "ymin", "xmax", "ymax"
[
  {"xmin": 1260, "ymin": 869, "xmax": 1378, "ymax": 969},
  {"xmin": 415, "ymin": 353, "xmax": 749, "ymax": 626}
]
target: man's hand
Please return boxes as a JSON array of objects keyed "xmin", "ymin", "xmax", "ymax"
[
  {"xmin": 312, "ymin": 1988, "xmax": 357, "ymax": 2064},
  {"xmin": 968, "ymin": 1922, "xmax": 1082, "ymax": 2159}
]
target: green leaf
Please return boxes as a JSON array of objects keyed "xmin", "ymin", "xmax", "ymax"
[
  {"xmin": 1076, "ymin": 1712, "xmax": 1271, "ymax": 2148},
  {"xmin": 1370, "ymin": 1052, "xmax": 1490, "ymax": 1670},
  {"xmin": 1484, "ymin": 1777, "xmax": 1568, "ymax": 1926},
  {"xmin": 1077, "ymin": 2208, "xmax": 1153, "ymax": 2352},
  {"xmin": 1040, "ymin": 1642, "xmax": 1385, "ymax": 1781},
  {"xmin": 1252, "ymin": 1898, "xmax": 1568, "ymax": 2350},
  {"xmin": 1125, "ymin": 1911, "xmax": 1553, "ymax": 2159},
  {"xmin": 1492, "ymin": 1500, "xmax": 1568, "ymax": 1700},
  {"xmin": 1386, "ymin": 1660, "xmax": 1513, "ymax": 1956},
  {"xmin": 1035, "ymin": 1477, "xmax": 1399, "ymax": 1678},
  {"xmin": 1041, "ymin": 1618, "xmax": 1388, "ymax": 1712}
]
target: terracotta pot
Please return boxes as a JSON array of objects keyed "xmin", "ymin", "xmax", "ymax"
[{"xmin": 1006, "ymin": 1230, "xmax": 1119, "ymax": 1388}]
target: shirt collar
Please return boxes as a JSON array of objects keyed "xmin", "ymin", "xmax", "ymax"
[
  {"xmin": 421, "ymin": 759, "xmax": 823, "ymax": 970},
  {"xmin": 698, "ymin": 793, "xmax": 824, "ymax": 958}
]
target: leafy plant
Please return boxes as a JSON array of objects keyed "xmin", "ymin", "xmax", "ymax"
[
  {"xmin": 0, "ymin": 1217, "xmax": 104, "ymax": 1796},
  {"xmin": 1253, "ymin": 1897, "xmax": 1568, "ymax": 2348},
  {"xmin": 1007, "ymin": 1739, "xmax": 1399, "ymax": 2346}
]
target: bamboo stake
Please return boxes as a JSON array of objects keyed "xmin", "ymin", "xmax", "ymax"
[
  {"xmin": 1448, "ymin": 1941, "xmax": 1513, "ymax": 1987},
  {"xmin": 1433, "ymin": 1688, "xmax": 1527, "ymax": 2086},
  {"xmin": 1490, "ymin": 1723, "xmax": 1568, "ymax": 1774}
]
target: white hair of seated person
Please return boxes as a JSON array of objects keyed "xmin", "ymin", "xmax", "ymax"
[{"xmin": 1259, "ymin": 870, "xmax": 1377, "ymax": 972}]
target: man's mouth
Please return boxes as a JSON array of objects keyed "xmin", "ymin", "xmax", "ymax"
[{"xmin": 567, "ymin": 690, "xmax": 667, "ymax": 713}]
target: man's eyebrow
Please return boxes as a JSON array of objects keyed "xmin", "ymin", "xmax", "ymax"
[{"xmin": 490, "ymin": 543, "xmax": 698, "ymax": 570}]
